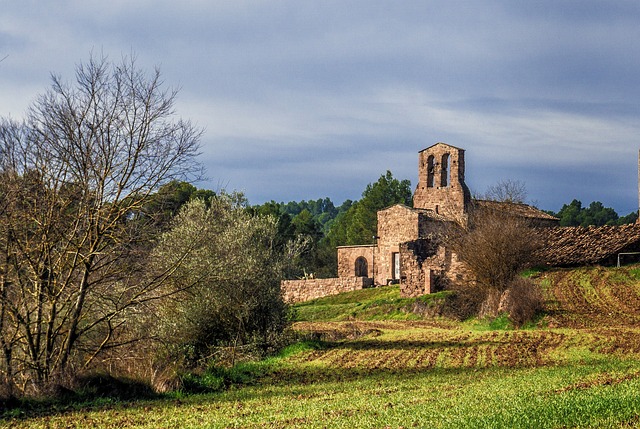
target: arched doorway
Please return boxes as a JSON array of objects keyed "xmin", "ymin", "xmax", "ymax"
[{"xmin": 355, "ymin": 256, "xmax": 368, "ymax": 277}]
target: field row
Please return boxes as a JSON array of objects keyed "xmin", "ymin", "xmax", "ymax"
[
  {"xmin": 542, "ymin": 266, "xmax": 640, "ymax": 328},
  {"xmin": 289, "ymin": 321, "xmax": 640, "ymax": 376}
]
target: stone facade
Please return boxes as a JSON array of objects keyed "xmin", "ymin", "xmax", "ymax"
[
  {"xmin": 376, "ymin": 205, "xmax": 445, "ymax": 285},
  {"xmin": 413, "ymin": 143, "xmax": 472, "ymax": 224},
  {"xmin": 281, "ymin": 142, "xmax": 559, "ymax": 303},
  {"xmin": 337, "ymin": 245, "xmax": 375, "ymax": 279}
]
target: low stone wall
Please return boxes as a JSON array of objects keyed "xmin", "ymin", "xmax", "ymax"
[{"xmin": 281, "ymin": 276, "xmax": 373, "ymax": 303}]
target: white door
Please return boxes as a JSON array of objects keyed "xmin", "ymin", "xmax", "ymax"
[{"xmin": 393, "ymin": 253, "xmax": 400, "ymax": 280}]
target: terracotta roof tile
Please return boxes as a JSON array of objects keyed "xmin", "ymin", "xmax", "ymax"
[
  {"xmin": 474, "ymin": 200, "xmax": 559, "ymax": 221},
  {"xmin": 537, "ymin": 223, "xmax": 640, "ymax": 266}
]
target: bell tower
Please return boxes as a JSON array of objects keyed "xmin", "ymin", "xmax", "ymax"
[{"xmin": 413, "ymin": 142, "xmax": 471, "ymax": 222}]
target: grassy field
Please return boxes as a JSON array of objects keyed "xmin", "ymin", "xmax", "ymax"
[{"xmin": 3, "ymin": 265, "xmax": 640, "ymax": 428}]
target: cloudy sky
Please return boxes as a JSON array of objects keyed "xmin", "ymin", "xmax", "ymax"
[{"xmin": 1, "ymin": 1, "xmax": 639, "ymax": 214}]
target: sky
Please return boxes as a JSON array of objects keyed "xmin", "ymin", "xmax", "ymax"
[{"xmin": 1, "ymin": 1, "xmax": 640, "ymax": 214}]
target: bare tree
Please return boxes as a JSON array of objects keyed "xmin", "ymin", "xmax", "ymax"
[
  {"xmin": 482, "ymin": 179, "xmax": 528, "ymax": 204},
  {"xmin": 448, "ymin": 202, "xmax": 543, "ymax": 324},
  {"xmin": 0, "ymin": 54, "xmax": 201, "ymax": 395}
]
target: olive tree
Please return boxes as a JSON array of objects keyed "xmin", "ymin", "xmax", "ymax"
[
  {"xmin": 151, "ymin": 196, "xmax": 295, "ymax": 367},
  {"xmin": 0, "ymin": 55, "xmax": 201, "ymax": 395}
]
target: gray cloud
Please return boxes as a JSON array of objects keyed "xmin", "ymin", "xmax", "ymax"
[{"xmin": 1, "ymin": 1, "xmax": 639, "ymax": 213}]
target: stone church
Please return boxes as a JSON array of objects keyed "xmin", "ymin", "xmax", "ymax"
[{"xmin": 282, "ymin": 142, "xmax": 640, "ymax": 303}]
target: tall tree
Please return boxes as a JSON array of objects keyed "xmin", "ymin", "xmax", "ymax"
[
  {"xmin": 141, "ymin": 180, "xmax": 216, "ymax": 229},
  {"xmin": 327, "ymin": 171, "xmax": 412, "ymax": 247},
  {"xmin": 318, "ymin": 171, "xmax": 411, "ymax": 277},
  {"xmin": 0, "ymin": 54, "xmax": 201, "ymax": 394},
  {"xmin": 555, "ymin": 199, "xmax": 625, "ymax": 227},
  {"xmin": 556, "ymin": 199, "xmax": 583, "ymax": 226}
]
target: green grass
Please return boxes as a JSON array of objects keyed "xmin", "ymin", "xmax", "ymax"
[
  {"xmin": 469, "ymin": 312, "xmax": 514, "ymax": 331},
  {"xmin": 293, "ymin": 285, "xmax": 451, "ymax": 321},
  {"xmin": 629, "ymin": 267, "xmax": 640, "ymax": 280},
  {"xmin": 5, "ymin": 266, "xmax": 640, "ymax": 428},
  {"xmin": 5, "ymin": 326, "xmax": 640, "ymax": 428},
  {"xmin": 521, "ymin": 267, "xmax": 547, "ymax": 278}
]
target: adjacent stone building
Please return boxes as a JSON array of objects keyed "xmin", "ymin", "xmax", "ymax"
[{"xmin": 282, "ymin": 142, "xmax": 640, "ymax": 303}]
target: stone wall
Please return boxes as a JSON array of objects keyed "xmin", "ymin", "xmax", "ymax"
[
  {"xmin": 376, "ymin": 205, "xmax": 420, "ymax": 284},
  {"xmin": 399, "ymin": 240, "xmax": 434, "ymax": 297},
  {"xmin": 398, "ymin": 238, "xmax": 473, "ymax": 297},
  {"xmin": 399, "ymin": 239, "xmax": 446, "ymax": 297},
  {"xmin": 281, "ymin": 276, "xmax": 373, "ymax": 303}
]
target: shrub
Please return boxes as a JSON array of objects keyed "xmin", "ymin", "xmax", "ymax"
[
  {"xmin": 442, "ymin": 283, "xmax": 485, "ymax": 320},
  {"xmin": 446, "ymin": 198, "xmax": 544, "ymax": 325},
  {"xmin": 151, "ymin": 196, "xmax": 297, "ymax": 369},
  {"xmin": 499, "ymin": 277, "xmax": 544, "ymax": 327}
]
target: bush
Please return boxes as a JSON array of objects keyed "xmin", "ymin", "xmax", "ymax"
[
  {"xmin": 151, "ymin": 196, "xmax": 296, "ymax": 369},
  {"xmin": 498, "ymin": 277, "xmax": 544, "ymax": 327},
  {"xmin": 445, "ymin": 197, "xmax": 544, "ymax": 326},
  {"xmin": 450, "ymin": 205, "xmax": 542, "ymax": 293},
  {"xmin": 446, "ymin": 277, "xmax": 543, "ymax": 327},
  {"xmin": 443, "ymin": 284, "xmax": 485, "ymax": 320}
]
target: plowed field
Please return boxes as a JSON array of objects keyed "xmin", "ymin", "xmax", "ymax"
[
  {"xmin": 5, "ymin": 265, "xmax": 640, "ymax": 429},
  {"xmin": 288, "ymin": 266, "xmax": 640, "ymax": 375},
  {"xmin": 542, "ymin": 266, "xmax": 640, "ymax": 328}
]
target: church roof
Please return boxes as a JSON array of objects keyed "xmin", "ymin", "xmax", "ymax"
[
  {"xmin": 473, "ymin": 200, "xmax": 559, "ymax": 221},
  {"xmin": 419, "ymin": 142, "xmax": 465, "ymax": 153},
  {"xmin": 537, "ymin": 223, "xmax": 640, "ymax": 266}
]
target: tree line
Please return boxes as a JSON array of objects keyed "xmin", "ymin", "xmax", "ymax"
[
  {"xmin": 250, "ymin": 170, "xmax": 413, "ymax": 279},
  {"xmin": 251, "ymin": 180, "xmax": 637, "ymax": 280},
  {"xmin": 551, "ymin": 199, "xmax": 637, "ymax": 227}
]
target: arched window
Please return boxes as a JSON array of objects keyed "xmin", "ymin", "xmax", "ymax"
[
  {"xmin": 441, "ymin": 153, "xmax": 450, "ymax": 187},
  {"xmin": 355, "ymin": 256, "xmax": 368, "ymax": 277},
  {"xmin": 427, "ymin": 155, "xmax": 435, "ymax": 188}
]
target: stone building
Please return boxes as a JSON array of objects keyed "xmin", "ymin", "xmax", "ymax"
[
  {"xmin": 282, "ymin": 143, "xmax": 640, "ymax": 303},
  {"xmin": 282, "ymin": 142, "xmax": 558, "ymax": 303}
]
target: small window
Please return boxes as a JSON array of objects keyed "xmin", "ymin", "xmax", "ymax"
[
  {"xmin": 441, "ymin": 153, "xmax": 450, "ymax": 187},
  {"xmin": 355, "ymin": 256, "xmax": 368, "ymax": 277}
]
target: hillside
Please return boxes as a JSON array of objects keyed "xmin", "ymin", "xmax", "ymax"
[
  {"xmin": 541, "ymin": 266, "xmax": 640, "ymax": 328},
  {"xmin": 288, "ymin": 265, "xmax": 640, "ymax": 375},
  {"xmin": 4, "ymin": 265, "xmax": 640, "ymax": 428}
]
